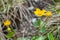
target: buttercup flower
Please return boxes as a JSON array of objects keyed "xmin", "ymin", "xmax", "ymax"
[
  {"xmin": 4, "ymin": 20, "xmax": 11, "ymax": 26},
  {"xmin": 7, "ymin": 27, "xmax": 11, "ymax": 31},
  {"xmin": 45, "ymin": 11, "xmax": 52, "ymax": 16},
  {"xmin": 34, "ymin": 8, "xmax": 47, "ymax": 17},
  {"xmin": 34, "ymin": 8, "xmax": 52, "ymax": 17}
]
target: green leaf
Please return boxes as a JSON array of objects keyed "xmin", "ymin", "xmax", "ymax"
[
  {"xmin": 40, "ymin": 21, "xmax": 46, "ymax": 33},
  {"xmin": 5, "ymin": 28, "xmax": 16, "ymax": 38},
  {"xmin": 57, "ymin": 9, "xmax": 60, "ymax": 13},
  {"xmin": 54, "ymin": 0, "xmax": 60, "ymax": 2},
  {"xmin": 47, "ymin": 32, "xmax": 55, "ymax": 40},
  {"xmin": 40, "ymin": 26, "xmax": 46, "ymax": 33},
  {"xmin": 33, "ymin": 19, "xmax": 41, "ymax": 28},
  {"xmin": 33, "ymin": 19, "xmax": 46, "ymax": 33},
  {"xmin": 6, "ymin": 31, "xmax": 15, "ymax": 38},
  {"xmin": 40, "ymin": 20, "xmax": 46, "ymax": 27},
  {"xmin": 32, "ymin": 36, "xmax": 36, "ymax": 40},
  {"xmin": 32, "ymin": 36, "xmax": 39, "ymax": 40},
  {"xmin": 36, "ymin": 36, "xmax": 45, "ymax": 40}
]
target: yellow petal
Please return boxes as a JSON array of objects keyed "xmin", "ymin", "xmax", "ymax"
[
  {"xmin": 45, "ymin": 11, "xmax": 52, "ymax": 16},
  {"xmin": 34, "ymin": 11, "xmax": 39, "ymax": 14},
  {"xmin": 36, "ymin": 8, "xmax": 41, "ymax": 11},
  {"xmin": 42, "ymin": 9, "xmax": 47, "ymax": 13},
  {"xmin": 4, "ymin": 20, "xmax": 11, "ymax": 26}
]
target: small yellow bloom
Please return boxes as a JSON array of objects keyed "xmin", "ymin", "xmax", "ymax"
[
  {"xmin": 4, "ymin": 20, "xmax": 11, "ymax": 26},
  {"xmin": 45, "ymin": 11, "xmax": 52, "ymax": 16},
  {"xmin": 42, "ymin": 9, "xmax": 47, "ymax": 13},
  {"xmin": 7, "ymin": 27, "xmax": 11, "ymax": 31},
  {"xmin": 34, "ymin": 8, "xmax": 45, "ymax": 17}
]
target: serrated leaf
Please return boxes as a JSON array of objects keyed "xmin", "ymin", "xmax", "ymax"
[
  {"xmin": 40, "ymin": 20, "xmax": 46, "ymax": 27},
  {"xmin": 33, "ymin": 19, "xmax": 46, "ymax": 33},
  {"xmin": 47, "ymin": 32, "xmax": 55, "ymax": 40},
  {"xmin": 40, "ymin": 26, "xmax": 46, "ymax": 33},
  {"xmin": 40, "ymin": 21, "xmax": 46, "ymax": 33}
]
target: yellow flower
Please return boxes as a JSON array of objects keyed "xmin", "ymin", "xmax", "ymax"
[
  {"xmin": 34, "ymin": 8, "xmax": 52, "ymax": 17},
  {"xmin": 4, "ymin": 20, "xmax": 11, "ymax": 26},
  {"xmin": 45, "ymin": 11, "xmax": 52, "ymax": 16},
  {"xmin": 34, "ymin": 8, "xmax": 46, "ymax": 17},
  {"xmin": 7, "ymin": 27, "xmax": 11, "ymax": 31}
]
